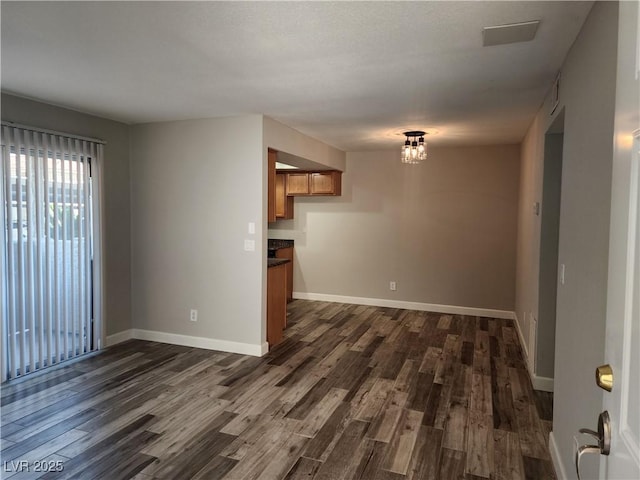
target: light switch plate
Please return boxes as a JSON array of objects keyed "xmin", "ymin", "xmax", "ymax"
[
  {"xmin": 248, "ymin": 222, "xmax": 255, "ymax": 234},
  {"xmin": 244, "ymin": 239, "xmax": 255, "ymax": 251}
]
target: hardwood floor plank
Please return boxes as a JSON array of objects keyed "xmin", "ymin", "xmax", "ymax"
[
  {"xmin": 221, "ymin": 421, "xmax": 291, "ymax": 480},
  {"xmin": 254, "ymin": 434, "xmax": 308, "ymax": 480},
  {"xmin": 522, "ymin": 455, "xmax": 557, "ymax": 480},
  {"xmin": 192, "ymin": 455, "xmax": 238, "ymax": 480},
  {"xmin": 434, "ymin": 334, "xmax": 461, "ymax": 384},
  {"xmin": 379, "ymin": 350, "xmax": 406, "ymax": 380},
  {"xmin": 367, "ymin": 391, "xmax": 408, "ymax": 443},
  {"xmin": 465, "ymin": 411, "xmax": 494, "ymax": 478},
  {"xmin": 433, "ymin": 382, "xmax": 454, "ymax": 429},
  {"xmin": 382, "ymin": 408, "xmax": 423, "ymax": 474},
  {"xmin": 421, "ymin": 382, "xmax": 443, "ymax": 427},
  {"xmin": 493, "ymin": 429, "xmax": 525, "ymax": 480},
  {"xmin": 509, "ymin": 368, "xmax": 550, "ymax": 460},
  {"xmin": 275, "ymin": 356, "xmax": 316, "ymax": 388},
  {"xmin": 407, "ymin": 372, "xmax": 434, "ymax": 412},
  {"xmin": 86, "ymin": 449, "xmax": 157, "ymax": 480},
  {"xmin": 442, "ymin": 398, "xmax": 468, "ymax": 451},
  {"xmin": 461, "ymin": 341, "xmax": 475, "ymax": 366},
  {"xmin": 439, "ymin": 448, "xmax": 467, "ymax": 480},
  {"xmin": 303, "ymin": 401, "xmax": 352, "ymax": 461},
  {"xmin": 354, "ymin": 378, "xmax": 394, "ymax": 423},
  {"xmin": 451, "ymin": 365, "xmax": 472, "ymax": 403},
  {"xmin": 350, "ymin": 439, "xmax": 386, "ymax": 480},
  {"xmin": 406, "ymin": 425, "xmax": 443, "ymax": 480},
  {"xmin": 283, "ymin": 456, "xmax": 321, "ymax": 480},
  {"xmin": 143, "ymin": 413, "xmax": 237, "ymax": 479},
  {"xmin": 313, "ymin": 419, "xmax": 370, "ymax": 480},
  {"xmin": 492, "ymin": 375, "xmax": 518, "ymax": 432},
  {"xmin": 534, "ymin": 390, "xmax": 554, "ymax": 422},
  {"xmin": 469, "ymin": 374, "xmax": 492, "ymax": 415},
  {"xmin": 285, "ymin": 378, "xmax": 332, "ymax": 420},
  {"xmin": 294, "ymin": 388, "xmax": 348, "ymax": 438},
  {"xmin": 392, "ymin": 359, "xmax": 418, "ymax": 394}
]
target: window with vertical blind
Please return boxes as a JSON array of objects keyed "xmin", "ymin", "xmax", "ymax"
[{"xmin": 1, "ymin": 124, "xmax": 103, "ymax": 381}]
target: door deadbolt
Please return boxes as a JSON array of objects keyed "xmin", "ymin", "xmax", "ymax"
[{"xmin": 596, "ymin": 364, "xmax": 613, "ymax": 392}]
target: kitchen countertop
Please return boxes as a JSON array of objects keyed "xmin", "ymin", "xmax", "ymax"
[{"xmin": 268, "ymin": 258, "xmax": 291, "ymax": 268}]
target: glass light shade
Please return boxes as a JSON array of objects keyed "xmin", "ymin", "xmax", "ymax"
[{"xmin": 401, "ymin": 139, "xmax": 412, "ymax": 163}]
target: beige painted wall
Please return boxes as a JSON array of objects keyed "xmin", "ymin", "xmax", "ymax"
[
  {"xmin": 263, "ymin": 116, "xmax": 346, "ymax": 172},
  {"xmin": 515, "ymin": 2, "xmax": 618, "ymax": 478},
  {"xmin": 1, "ymin": 93, "xmax": 132, "ymax": 337},
  {"xmin": 130, "ymin": 116, "xmax": 265, "ymax": 348},
  {"xmin": 270, "ymin": 145, "xmax": 520, "ymax": 312}
]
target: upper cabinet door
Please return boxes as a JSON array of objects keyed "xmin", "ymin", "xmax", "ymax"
[
  {"xmin": 275, "ymin": 173, "xmax": 294, "ymax": 219},
  {"xmin": 310, "ymin": 171, "xmax": 341, "ymax": 195},
  {"xmin": 286, "ymin": 173, "xmax": 310, "ymax": 195}
]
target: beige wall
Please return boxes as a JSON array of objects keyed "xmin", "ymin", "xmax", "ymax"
[
  {"xmin": 130, "ymin": 116, "xmax": 265, "ymax": 349},
  {"xmin": 1, "ymin": 93, "xmax": 132, "ymax": 337},
  {"xmin": 264, "ymin": 116, "xmax": 346, "ymax": 172},
  {"xmin": 515, "ymin": 2, "xmax": 618, "ymax": 478},
  {"xmin": 270, "ymin": 145, "xmax": 520, "ymax": 312}
]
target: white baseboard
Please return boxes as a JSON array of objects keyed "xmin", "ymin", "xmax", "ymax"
[
  {"xmin": 292, "ymin": 292, "xmax": 516, "ymax": 320},
  {"xmin": 513, "ymin": 313, "xmax": 554, "ymax": 392},
  {"xmin": 105, "ymin": 328, "xmax": 267, "ymax": 357},
  {"xmin": 549, "ymin": 431, "xmax": 567, "ymax": 480},
  {"xmin": 513, "ymin": 312, "xmax": 529, "ymax": 359},
  {"xmin": 531, "ymin": 375, "xmax": 555, "ymax": 392},
  {"xmin": 106, "ymin": 329, "xmax": 134, "ymax": 347}
]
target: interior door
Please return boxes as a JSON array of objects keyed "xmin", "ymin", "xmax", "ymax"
[{"xmin": 600, "ymin": 2, "xmax": 640, "ymax": 478}]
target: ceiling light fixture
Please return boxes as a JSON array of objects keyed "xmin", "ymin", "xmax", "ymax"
[{"xmin": 401, "ymin": 131, "xmax": 427, "ymax": 164}]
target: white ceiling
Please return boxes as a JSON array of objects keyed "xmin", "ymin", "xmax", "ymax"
[{"xmin": 1, "ymin": 1, "xmax": 593, "ymax": 151}]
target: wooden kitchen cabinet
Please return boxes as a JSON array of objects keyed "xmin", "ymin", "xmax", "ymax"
[
  {"xmin": 275, "ymin": 247, "xmax": 294, "ymax": 303},
  {"xmin": 284, "ymin": 170, "xmax": 342, "ymax": 196},
  {"xmin": 267, "ymin": 263, "xmax": 287, "ymax": 348},
  {"xmin": 285, "ymin": 172, "xmax": 310, "ymax": 195},
  {"xmin": 310, "ymin": 171, "xmax": 341, "ymax": 195},
  {"xmin": 267, "ymin": 149, "xmax": 277, "ymax": 223},
  {"xmin": 275, "ymin": 173, "xmax": 294, "ymax": 219}
]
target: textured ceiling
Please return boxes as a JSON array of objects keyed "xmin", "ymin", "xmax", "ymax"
[{"xmin": 1, "ymin": 1, "xmax": 593, "ymax": 151}]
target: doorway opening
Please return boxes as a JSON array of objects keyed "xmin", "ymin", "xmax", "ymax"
[{"xmin": 537, "ymin": 109, "xmax": 565, "ymax": 391}]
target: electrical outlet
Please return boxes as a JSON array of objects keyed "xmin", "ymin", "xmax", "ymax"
[
  {"xmin": 389, "ymin": 281, "xmax": 397, "ymax": 291},
  {"xmin": 190, "ymin": 309, "xmax": 198, "ymax": 322}
]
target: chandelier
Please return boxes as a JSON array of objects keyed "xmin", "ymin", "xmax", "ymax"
[{"xmin": 400, "ymin": 131, "xmax": 427, "ymax": 164}]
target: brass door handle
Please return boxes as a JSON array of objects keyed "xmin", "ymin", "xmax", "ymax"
[{"xmin": 596, "ymin": 364, "xmax": 613, "ymax": 391}]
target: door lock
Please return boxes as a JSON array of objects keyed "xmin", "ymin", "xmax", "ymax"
[
  {"xmin": 595, "ymin": 364, "xmax": 614, "ymax": 391},
  {"xmin": 575, "ymin": 411, "xmax": 611, "ymax": 479}
]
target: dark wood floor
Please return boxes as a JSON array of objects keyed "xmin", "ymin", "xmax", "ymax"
[{"xmin": 0, "ymin": 300, "xmax": 555, "ymax": 480}]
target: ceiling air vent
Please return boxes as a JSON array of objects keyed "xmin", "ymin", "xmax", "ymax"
[{"xmin": 482, "ymin": 20, "xmax": 540, "ymax": 47}]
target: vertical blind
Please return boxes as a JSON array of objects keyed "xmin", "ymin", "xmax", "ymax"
[{"xmin": 1, "ymin": 125, "xmax": 103, "ymax": 381}]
